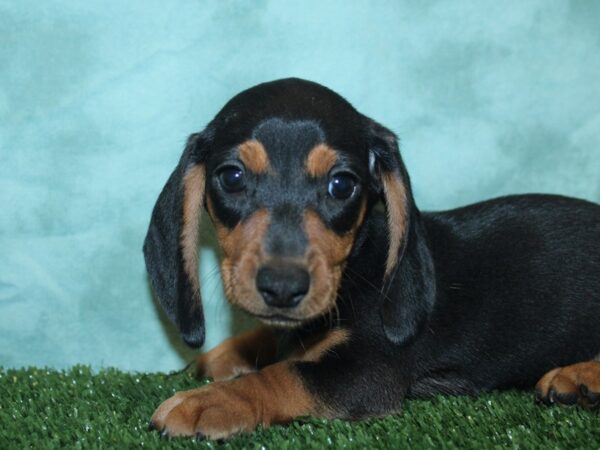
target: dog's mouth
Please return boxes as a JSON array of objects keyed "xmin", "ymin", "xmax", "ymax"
[{"xmin": 252, "ymin": 313, "xmax": 304, "ymax": 328}]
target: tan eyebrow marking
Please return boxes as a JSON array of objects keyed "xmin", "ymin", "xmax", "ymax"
[
  {"xmin": 305, "ymin": 144, "xmax": 338, "ymax": 177},
  {"xmin": 239, "ymin": 140, "xmax": 270, "ymax": 174}
]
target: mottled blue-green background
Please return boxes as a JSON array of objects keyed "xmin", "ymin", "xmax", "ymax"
[{"xmin": 1, "ymin": 1, "xmax": 598, "ymax": 371}]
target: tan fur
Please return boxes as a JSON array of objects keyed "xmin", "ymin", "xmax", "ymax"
[
  {"xmin": 181, "ymin": 165, "xmax": 206, "ymax": 290},
  {"xmin": 536, "ymin": 361, "xmax": 600, "ymax": 408},
  {"xmin": 151, "ymin": 362, "xmax": 318, "ymax": 439},
  {"xmin": 196, "ymin": 327, "xmax": 278, "ymax": 381},
  {"xmin": 208, "ymin": 207, "xmax": 271, "ymax": 311},
  {"xmin": 381, "ymin": 172, "xmax": 408, "ymax": 276},
  {"xmin": 305, "ymin": 144, "xmax": 338, "ymax": 177},
  {"xmin": 302, "ymin": 204, "xmax": 366, "ymax": 318},
  {"xmin": 239, "ymin": 140, "xmax": 270, "ymax": 174}
]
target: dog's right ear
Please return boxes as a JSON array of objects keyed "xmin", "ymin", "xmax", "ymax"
[{"xmin": 143, "ymin": 133, "xmax": 208, "ymax": 348}]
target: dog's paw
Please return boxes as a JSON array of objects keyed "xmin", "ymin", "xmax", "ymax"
[
  {"xmin": 149, "ymin": 383, "xmax": 260, "ymax": 440},
  {"xmin": 535, "ymin": 361, "xmax": 600, "ymax": 409},
  {"xmin": 195, "ymin": 349, "xmax": 256, "ymax": 381}
]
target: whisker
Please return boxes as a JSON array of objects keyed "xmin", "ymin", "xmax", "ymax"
[
  {"xmin": 199, "ymin": 265, "xmax": 222, "ymax": 285},
  {"xmin": 343, "ymin": 266, "xmax": 393, "ymax": 303}
]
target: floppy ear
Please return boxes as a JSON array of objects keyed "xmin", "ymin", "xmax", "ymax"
[
  {"xmin": 365, "ymin": 118, "xmax": 437, "ymax": 346},
  {"xmin": 143, "ymin": 133, "xmax": 208, "ymax": 348}
]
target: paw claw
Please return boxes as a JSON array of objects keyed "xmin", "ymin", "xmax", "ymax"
[{"xmin": 548, "ymin": 388, "xmax": 556, "ymax": 404}]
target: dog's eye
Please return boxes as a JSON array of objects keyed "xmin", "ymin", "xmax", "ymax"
[
  {"xmin": 328, "ymin": 172, "xmax": 357, "ymax": 200},
  {"xmin": 218, "ymin": 166, "xmax": 246, "ymax": 192}
]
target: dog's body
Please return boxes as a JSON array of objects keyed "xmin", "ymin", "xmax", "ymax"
[{"xmin": 144, "ymin": 78, "xmax": 600, "ymax": 439}]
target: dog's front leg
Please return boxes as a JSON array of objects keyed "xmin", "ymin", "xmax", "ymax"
[
  {"xmin": 150, "ymin": 361, "xmax": 320, "ymax": 439},
  {"xmin": 151, "ymin": 338, "xmax": 407, "ymax": 439}
]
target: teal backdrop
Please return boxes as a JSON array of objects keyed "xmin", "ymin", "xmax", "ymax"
[{"xmin": 1, "ymin": 1, "xmax": 599, "ymax": 371}]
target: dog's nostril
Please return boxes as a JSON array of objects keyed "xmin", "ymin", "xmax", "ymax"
[
  {"xmin": 257, "ymin": 287, "xmax": 278, "ymax": 305},
  {"xmin": 256, "ymin": 265, "xmax": 310, "ymax": 308}
]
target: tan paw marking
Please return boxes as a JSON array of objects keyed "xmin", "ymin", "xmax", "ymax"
[
  {"xmin": 150, "ymin": 383, "xmax": 259, "ymax": 439},
  {"xmin": 535, "ymin": 361, "xmax": 600, "ymax": 409},
  {"xmin": 150, "ymin": 363, "xmax": 315, "ymax": 440}
]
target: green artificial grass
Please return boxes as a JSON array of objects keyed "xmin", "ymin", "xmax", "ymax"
[{"xmin": 1, "ymin": 366, "xmax": 598, "ymax": 449}]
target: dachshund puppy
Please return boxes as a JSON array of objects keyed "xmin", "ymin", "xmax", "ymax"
[{"xmin": 144, "ymin": 78, "xmax": 600, "ymax": 439}]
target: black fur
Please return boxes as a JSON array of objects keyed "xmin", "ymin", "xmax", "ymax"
[{"xmin": 144, "ymin": 78, "xmax": 600, "ymax": 418}]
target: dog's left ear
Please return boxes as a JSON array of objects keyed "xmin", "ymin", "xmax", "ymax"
[
  {"xmin": 365, "ymin": 118, "xmax": 409, "ymax": 278},
  {"xmin": 143, "ymin": 132, "xmax": 209, "ymax": 348},
  {"xmin": 365, "ymin": 117, "xmax": 436, "ymax": 346}
]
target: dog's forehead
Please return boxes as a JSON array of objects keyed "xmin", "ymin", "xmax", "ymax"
[
  {"xmin": 209, "ymin": 78, "xmax": 367, "ymax": 157},
  {"xmin": 251, "ymin": 118, "xmax": 326, "ymax": 166}
]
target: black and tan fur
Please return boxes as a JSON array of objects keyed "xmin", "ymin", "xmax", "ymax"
[{"xmin": 143, "ymin": 78, "xmax": 600, "ymax": 439}]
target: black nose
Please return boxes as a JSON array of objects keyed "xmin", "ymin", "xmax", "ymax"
[{"xmin": 256, "ymin": 264, "xmax": 310, "ymax": 308}]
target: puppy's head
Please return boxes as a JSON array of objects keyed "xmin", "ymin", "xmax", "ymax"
[{"xmin": 144, "ymin": 78, "xmax": 410, "ymax": 346}]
